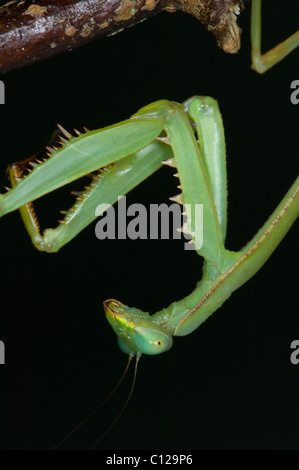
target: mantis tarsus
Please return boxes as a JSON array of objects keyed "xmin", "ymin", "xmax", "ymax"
[{"xmin": 1, "ymin": 0, "xmax": 298, "ymax": 449}]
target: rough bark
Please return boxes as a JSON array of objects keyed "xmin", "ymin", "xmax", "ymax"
[{"xmin": 0, "ymin": 0, "xmax": 243, "ymax": 74}]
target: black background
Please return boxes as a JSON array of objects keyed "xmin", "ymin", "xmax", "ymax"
[{"xmin": 0, "ymin": 0, "xmax": 298, "ymax": 450}]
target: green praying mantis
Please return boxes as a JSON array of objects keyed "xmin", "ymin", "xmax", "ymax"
[
  {"xmin": 1, "ymin": 1, "xmax": 298, "ymax": 358},
  {"xmin": 3, "ymin": 0, "xmax": 298, "ymax": 450},
  {"xmin": 1, "ymin": 94, "xmax": 298, "ymax": 356}
]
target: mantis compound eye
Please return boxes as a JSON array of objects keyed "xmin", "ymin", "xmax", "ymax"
[{"xmin": 131, "ymin": 325, "xmax": 173, "ymax": 356}]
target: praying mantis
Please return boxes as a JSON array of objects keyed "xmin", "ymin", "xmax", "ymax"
[{"xmin": 1, "ymin": 0, "xmax": 298, "ymax": 450}]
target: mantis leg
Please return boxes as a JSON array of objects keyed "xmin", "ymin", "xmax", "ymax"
[
  {"xmin": 1, "ymin": 117, "xmax": 167, "ymax": 252},
  {"xmin": 133, "ymin": 99, "xmax": 226, "ymax": 265},
  {"xmin": 7, "ymin": 141, "xmax": 171, "ymax": 252},
  {"xmin": 0, "ymin": 118, "xmax": 164, "ymax": 217},
  {"xmin": 183, "ymin": 96, "xmax": 227, "ymax": 242},
  {"xmin": 251, "ymin": 0, "xmax": 299, "ymax": 73}
]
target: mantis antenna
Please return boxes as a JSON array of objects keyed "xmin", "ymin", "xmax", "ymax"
[
  {"xmin": 51, "ymin": 354, "xmax": 134, "ymax": 450},
  {"xmin": 88, "ymin": 355, "xmax": 141, "ymax": 450}
]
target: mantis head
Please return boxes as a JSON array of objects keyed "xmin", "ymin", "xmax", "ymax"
[{"xmin": 104, "ymin": 299, "xmax": 173, "ymax": 356}]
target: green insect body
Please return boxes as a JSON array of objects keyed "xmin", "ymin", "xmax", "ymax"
[
  {"xmin": 1, "ymin": 97, "xmax": 297, "ymax": 357},
  {"xmin": 103, "ymin": 98, "xmax": 299, "ymax": 355},
  {"xmin": 1, "ymin": 1, "xmax": 299, "ymax": 360},
  {"xmin": 1, "ymin": 0, "xmax": 299, "ymax": 452}
]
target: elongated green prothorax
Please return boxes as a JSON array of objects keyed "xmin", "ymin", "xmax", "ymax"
[{"xmin": 0, "ymin": 98, "xmax": 298, "ymax": 357}]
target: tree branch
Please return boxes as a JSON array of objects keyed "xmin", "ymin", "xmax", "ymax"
[{"xmin": 0, "ymin": 0, "xmax": 243, "ymax": 74}]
